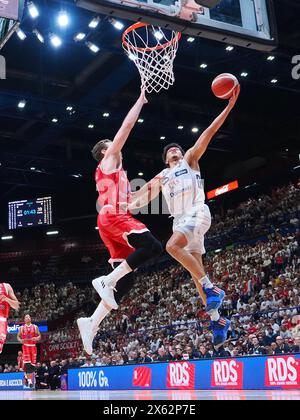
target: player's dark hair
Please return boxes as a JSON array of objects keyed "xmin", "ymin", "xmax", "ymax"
[
  {"xmin": 162, "ymin": 143, "xmax": 185, "ymax": 165},
  {"xmin": 91, "ymin": 139, "xmax": 111, "ymax": 162}
]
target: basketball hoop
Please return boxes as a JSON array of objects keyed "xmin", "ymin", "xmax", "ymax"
[{"xmin": 122, "ymin": 22, "xmax": 181, "ymax": 94}]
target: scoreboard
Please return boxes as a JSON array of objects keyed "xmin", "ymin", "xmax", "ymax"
[{"xmin": 8, "ymin": 197, "xmax": 53, "ymax": 230}]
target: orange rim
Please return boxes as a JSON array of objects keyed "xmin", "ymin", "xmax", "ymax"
[{"xmin": 122, "ymin": 22, "xmax": 181, "ymax": 53}]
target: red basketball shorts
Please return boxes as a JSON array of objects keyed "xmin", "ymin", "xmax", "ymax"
[
  {"xmin": 22, "ymin": 345, "xmax": 37, "ymax": 365},
  {"xmin": 97, "ymin": 209, "xmax": 148, "ymax": 265}
]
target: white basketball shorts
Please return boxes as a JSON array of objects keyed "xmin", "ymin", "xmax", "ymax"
[{"xmin": 173, "ymin": 204, "xmax": 212, "ymax": 255}]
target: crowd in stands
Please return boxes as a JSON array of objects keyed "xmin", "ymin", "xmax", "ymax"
[
  {"xmin": 207, "ymin": 183, "xmax": 299, "ymax": 248},
  {"xmin": 1, "ymin": 182, "xmax": 299, "ymax": 387},
  {"xmin": 10, "ymin": 282, "xmax": 97, "ymax": 322}
]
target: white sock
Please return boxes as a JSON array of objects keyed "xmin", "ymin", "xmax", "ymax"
[
  {"xmin": 106, "ymin": 261, "xmax": 132, "ymax": 287},
  {"xmin": 210, "ymin": 310, "xmax": 220, "ymax": 322},
  {"xmin": 90, "ymin": 301, "xmax": 111, "ymax": 333},
  {"xmin": 199, "ymin": 275, "xmax": 213, "ymax": 289}
]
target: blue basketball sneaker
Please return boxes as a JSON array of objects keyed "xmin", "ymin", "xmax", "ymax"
[
  {"xmin": 211, "ymin": 317, "xmax": 231, "ymax": 349},
  {"xmin": 204, "ymin": 286, "xmax": 225, "ymax": 314}
]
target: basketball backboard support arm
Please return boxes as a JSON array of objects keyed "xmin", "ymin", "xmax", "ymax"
[{"xmin": 75, "ymin": 0, "xmax": 278, "ymax": 51}]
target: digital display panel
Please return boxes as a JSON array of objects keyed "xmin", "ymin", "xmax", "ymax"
[{"xmin": 8, "ymin": 197, "xmax": 53, "ymax": 230}]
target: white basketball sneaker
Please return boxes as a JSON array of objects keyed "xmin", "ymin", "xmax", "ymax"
[
  {"xmin": 92, "ymin": 276, "xmax": 118, "ymax": 310},
  {"xmin": 77, "ymin": 317, "xmax": 96, "ymax": 355}
]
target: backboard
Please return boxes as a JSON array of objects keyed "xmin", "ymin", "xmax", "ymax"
[
  {"xmin": 0, "ymin": 0, "xmax": 24, "ymax": 50},
  {"xmin": 76, "ymin": 0, "xmax": 277, "ymax": 51}
]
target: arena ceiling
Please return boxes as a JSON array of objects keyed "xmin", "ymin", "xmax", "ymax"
[{"xmin": 0, "ymin": 0, "xmax": 299, "ymax": 234}]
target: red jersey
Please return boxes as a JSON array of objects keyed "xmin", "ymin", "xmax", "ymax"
[
  {"xmin": 95, "ymin": 163, "xmax": 131, "ymax": 213},
  {"xmin": 20, "ymin": 324, "xmax": 38, "ymax": 346},
  {"xmin": 0, "ymin": 283, "xmax": 10, "ymax": 319}
]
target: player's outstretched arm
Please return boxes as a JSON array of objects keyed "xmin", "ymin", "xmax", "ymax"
[
  {"xmin": 185, "ymin": 85, "xmax": 240, "ymax": 163},
  {"xmin": 129, "ymin": 175, "xmax": 161, "ymax": 210},
  {"xmin": 106, "ymin": 89, "xmax": 148, "ymax": 157},
  {"xmin": 1, "ymin": 284, "xmax": 20, "ymax": 311}
]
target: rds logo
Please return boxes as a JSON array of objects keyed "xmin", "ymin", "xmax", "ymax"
[
  {"xmin": 265, "ymin": 356, "xmax": 299, "ymax": 388},
  {"xmin": 167, "ymin": 362, "xmax": 195, "ymax": 390},
  {"xmin": 211, "ymin": 360, "xmax": 244, "ymax": 388}
]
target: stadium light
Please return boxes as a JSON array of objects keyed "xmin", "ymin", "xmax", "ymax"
[
  {"xmin": 226, "ymin": 45, "xmax": 234, "ymax": 51},
  {"xmin": 110, "ymin": 19, "xmax": 124, "ymax": 30},
  {"xmin": 103, "ymin": 113, "xmax": 110, "ymax": 118},
  {"xmin": 33, "ymin": 29, "xmax": 44, "ymax": 43},
  {"xmin": 50, "ymin": 34, "xmax": 62, "ymax": 48},
  {"xmin": 74, "ymin": 32, "xmax": 86, "ymax": 42},
  {"xmin": 46, "ymin": 231, "xmax": 59, "ymax": 236},
  {"xmin": 16, "ymin": 29, "xmax": 26, "ymax": 40},
  {"xmin": 52, "ymin": 118, "xmax": 58, "ymax": 123},
  {"xmin": 1, "ymin": 236, "xmax": 13, "ymax": 240},
  {"xmin": 192, "ymin": 127, "xmax": 199, "ymax": 133},
  {"xmin": 200, "ymin": 63, "xmax": 208, "ymax": 69},
  {"xmin": 154, "ymin": 31, "xmax": 164, "ymax": 41},
  {"xmin": 57, "ymin": 11, "xmax": 69, "ymax": 27},
  {"xmin": 28, "ymin": 2, "xmax": 39, "ymax": 19},
  {"xmin": 89, "ymin": 16, "xmax": 100, "ymax": 29},
  {"xmin": 18, "ymin": 100, "xmax": 26, "ymax": 109},
  {"xmin": 241, "ymin": 72, "xmax": 248, "ymax": 77},
  {"xmin": 87, "ymin": 42, "xmax": 99, "ymax": 53},
  {"xmin": 187, "ymin": 37, "xmax": 195, "ymax": 43}
]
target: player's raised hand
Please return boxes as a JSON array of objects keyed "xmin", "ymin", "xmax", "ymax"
[
  {"xmin": 139, "ymin": 87, "xmax": 148, "ymax": 104},
  {"xmin": 228, "ymin": 84, "xmax": 240, "ymax": 108}
]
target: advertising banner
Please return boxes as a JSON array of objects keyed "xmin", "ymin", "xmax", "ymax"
[
  {"xmin": 68, "ymin": 355, "xmax": 300, "ymax": 391},
  {"xmin": 40, "ymin": 339, "xmax": 81, "ymax": 361},
  {"xmin": 0, "ymin": 373, "xmax": 24, "ymax": 390},
  {"xmin": 207, "ymin": 181, "xmax": 239, "ymax": 200}
]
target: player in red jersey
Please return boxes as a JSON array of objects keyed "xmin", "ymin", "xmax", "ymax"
[
  {"xmin": 17, "ymin": 350, "xmax": 24, "ymax": 371},
  {"xmin": 77, "ymin": 89, "xmax": 163, "ymax": 354},
  {"xmin": 0, "ymin": 282, "xmax": 20, "ymax": 354},
  {"xmin": 17, "ymin": 314, "xmax": 41, "ymax": 387}
]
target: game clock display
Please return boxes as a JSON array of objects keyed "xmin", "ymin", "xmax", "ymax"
[{"xmin": 8, "ymin": 197, "xmax": 53, "ymax": 230}]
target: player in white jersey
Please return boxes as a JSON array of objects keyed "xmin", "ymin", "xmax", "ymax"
[{"xmin": 130, "ymin": 86, "xmax": 240, "ymax": 348}]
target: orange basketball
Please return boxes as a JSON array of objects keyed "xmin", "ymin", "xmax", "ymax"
[{"xmin": 212, "ymin": 73, "xmax": 239, "ymax": 99}]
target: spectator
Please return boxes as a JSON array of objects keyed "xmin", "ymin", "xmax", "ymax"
[
  {"xmin": 156, "ymin": 347, "xmax": 169, "ymax": 362},
  {"xmin": 36, "ymin": 362, "xmax": 48, "ymax": 390},
  {"xmin": 138, "ymin": 350, "xmax": 152, "ymax": 364},
  {"xmin": 249, "ymin": 338, "xmax": 267, "ymax": 355},
  {"xmin": 48, "ymin": 361, "xmax": 61, "ymax": 390},
  {"xmin": 274, "ymin": 336, "xmax": 290, "ymax": 354}
]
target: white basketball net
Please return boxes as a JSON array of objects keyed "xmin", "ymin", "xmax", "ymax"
[{"xmin": 122, "ymin": 24, "xmax": 181, "ymax": 94}]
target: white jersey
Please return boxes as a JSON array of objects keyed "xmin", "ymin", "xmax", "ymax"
[{"xmin": 160, "ymin": 159, "xmax": 205, "ymax": 218}]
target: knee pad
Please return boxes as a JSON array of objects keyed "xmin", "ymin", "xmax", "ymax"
[
  {"xmin": 128, "ymin": 232, "xmax": 162, "ymax": 257},
  {"xmin": 126, "ymin": 232, "xmax": 162, "ymax": 270},
  {"xmin": 24, "ymin": 363, "xmax": 36, "ymax": 374}
]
